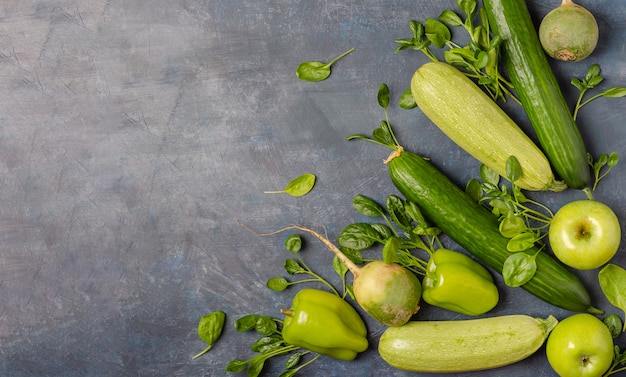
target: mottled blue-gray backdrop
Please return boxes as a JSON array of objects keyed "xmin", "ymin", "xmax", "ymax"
[{"xmin": 0, "ymin": 1, "xmax": 625, "ymax": 376}]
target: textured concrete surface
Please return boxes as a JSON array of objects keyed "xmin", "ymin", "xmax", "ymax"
[{"xmin": 0, "ymin": 0, "xmax": 624, "ymax": 376}]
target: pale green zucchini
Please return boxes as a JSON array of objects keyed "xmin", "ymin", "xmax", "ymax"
[
  {"xmin": 378, "ymin": 314, "xmax": 558, "ymax": 373},
  {"xmin": 411, "ymin": 61, "xmax": 566, "ymax": 192}
]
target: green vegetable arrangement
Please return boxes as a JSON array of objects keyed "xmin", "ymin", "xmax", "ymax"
[
  {"xmin": 347, "ymin": 84, "xmax": 598, "ymax": 314},
  {"xmin": 190, "ymin": 0, "xmax": 626, "ymax": 376},
  {"xmin": 337, "ymin": 192, "xmax": 499, "ymax": 317},
  {"xmin": 483, "ymin": 0, "xmax": 590, "ymax": 190}
]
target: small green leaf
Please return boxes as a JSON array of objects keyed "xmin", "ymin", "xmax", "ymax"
[
  {"xmin": 296, "ymin": 48, "xmax": 355, "ymax": 82},
  {"xmin": 352, "ymin": 194, "xmax": 384, "ymax": 217},
  {"xmin": 398, "ymin": 88, "xmax": 417, "ymax": 109},
  {"xmin": 251, "ymin": 335, "xmax": 283, "ymax": 353},
  {"xmin": 370, "ymin": 223, "xmax": 393, "ymax": 240},
  {"xmin": 503, "ymin": 252, "xmax": 537, "ymax": 287},
  {"xmin": 340, "ymin": 246, "xmax": 364, "ymax": 264},
  {"xmin": 479, "ymin": 164, "xmax": 500, "ymax": 186},
  {"xmin": 604, "ymin": 314, "xmax": 623, "ymax": 339},
  {"xmin": 599, "ymin": 264, "xmax": 626, "ymax": 332},
  {"xmin": 465, "ymin": 178, "xmax": 483, "ymax": 202},
  {"xmin": 378, "ymin": 83, "xmax": 390, "ymax": 109},
  {"xmin": 506, "ymin": 232, "xmax": 537, "ymax": 252},
  {"xmin": 602, "ymin": 87, "xmax": 626, "ymax": 98},
  {"xmin": 226, "ymin": 359, "xmax": 248, "ymax": 373},
  {"xmin": 284, "ymin": 234, "xmax": 302, "ymax": 253},
  {"xmin": 266, "ymin": 277, "xmax": 290, "ymax": 291},
  {"xmin": 585, "ymin": 63, "xmax": 601, "ymax": 81},
  {"xmin": 254, "ymin": 316, "xmax": 278, "ymax": 336},
  {"xmin": 608, "ymin": 152, "xmax": 620, "ymax": 167},
  {"xmin": 284, "ymin": 259, "xmax": 304, "ymax": 274},
  {"xmin": 499, "ymin": 212, "xmax": 527, "ymax": 238},
  {"xmin": 505, "ymin": 156, "xmax": 523, "ymax": 183},
  {"xmin": 474, "ymin": 50, "xmax": 489, "ymax": 69},
  {"xmin": 337, "ymin": 223, "xmax": 381, "ymax": 250},
  {"xmin": 333, "ymin": 255, "xmax": 348, "ymax": 278},
  {"xmin": 247, "ymin": 356, "xmax": 266, "ymax": 377},
  {"xmin": 570, "ymin": 78, "xmax": 585, "ymax": 91},
  {"xmin": 382, "ymin": 236, "xmax": 402, "ymax": 264},
  {"xmin": 439, "ymin": 9, "xmax": 463, "ymax": 26},
  {"xmin": 372, "ymin": 121, "xmax": 394, "ymax": 145},
  {"xmin": 587, "ymin": 75, "xmax": 604, "ymax": 87},
  {"xmin": 387, "ymin": 195, "xmax": 412, "ymax": 230},
  {"xmin": 456, "ymin": 0, "xmax": 477, "ymax": 18},
  {"xmin": 425, "ymin": 18, "xmax": 451, "ymax": 48},
  {"xmin": 192, "ymin": 310, "xmax": 226, "ymax": 359},
  {"xmin": 264, "ymin": 174, "xmax": 316, "ymax": 197},
  {"xmin": 409, "ymin": 20, "xmax": 424, "ymax": 39},
  {"xmin": 285, "ymin": 352, "xmax": 303, "ymax": 369},
  {"xmin": 235, "ymin": 314, "xmax": 261, "ymax": 332}
]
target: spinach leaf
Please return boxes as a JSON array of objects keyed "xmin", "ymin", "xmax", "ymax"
[
  {"xmin": 599, "ymin": 264, "xmax": 626, "ymax": 332},
  {"xmin": 503, "ymin": 252, "xmax": 537, "ymax": 287},
  {"xmin": 192, "ymin": 310, "xmax": 226, "ymax": 359},
  {"xmin": 296, "ymin": 48, "xmax": 355, "ymax": 82},
  {"xmin": 264, "ymin": 174, "xmax": 316, "ymax": 197}
]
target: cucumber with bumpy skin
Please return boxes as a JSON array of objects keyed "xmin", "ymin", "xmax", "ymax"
[
  {"xmin": 411, "ymin": 61, "xmax": 565, "ymax": 192},
  {"xmin": 378, "ymin": 314, "xmax": 558, "ymax": 373},
  {"xmin": 483, "ymin": 0, "xmax": 591, "ymax": 189}
]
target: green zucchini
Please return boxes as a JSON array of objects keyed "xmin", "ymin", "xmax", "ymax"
[
  {"xmin": 411, "ymin": 61, "xmax": 565, "ymax": 192},
  {"xmin": 483, "ymin": 0, "xmax": 591, "ymax": 189},
  {"xmin": 378, "ymin": 314, "xmax": 558, "ymax": 373},
  {"xmin": 386, "ymin": 148, "xmax": 597, "ymax": 313}
]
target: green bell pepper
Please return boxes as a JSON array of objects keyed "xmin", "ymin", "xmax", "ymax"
[
  {"xmin": 422, "ymin": 248, "xmax": 499, "ymax": 316},
  {"xmin": 280, "ymin": 288, "xmax": 368, "ymax": 361}
]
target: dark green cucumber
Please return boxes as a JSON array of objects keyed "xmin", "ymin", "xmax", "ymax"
[
  {"xmin": 387, "ymin": 149, "xmax": 596, "ymax": 313},
  {"xmin": 483, "ymin": 0, "xmax": 591, "ymax": 189}
]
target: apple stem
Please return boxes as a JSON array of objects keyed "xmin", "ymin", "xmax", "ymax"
[{"xmin": 582, "ymin": 187, "xmax": 595, "ymax": 201}]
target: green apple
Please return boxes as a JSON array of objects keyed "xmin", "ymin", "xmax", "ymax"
[
  {"xmin": 548, "ymin": 200, "xmax": 621, "ymax": 270},
  {"xmin": 546, "ymin": 313, "xmax": 614, "ymax": 377}
]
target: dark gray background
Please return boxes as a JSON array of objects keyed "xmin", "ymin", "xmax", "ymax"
[{"xmin": 0, "ymin": 0, "xmax": 625, "ymax": 376}]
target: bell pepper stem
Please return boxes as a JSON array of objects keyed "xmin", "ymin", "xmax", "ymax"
[{"xmin": 280, "ymin": 309, "xmax": 295, "ymax": 317}]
